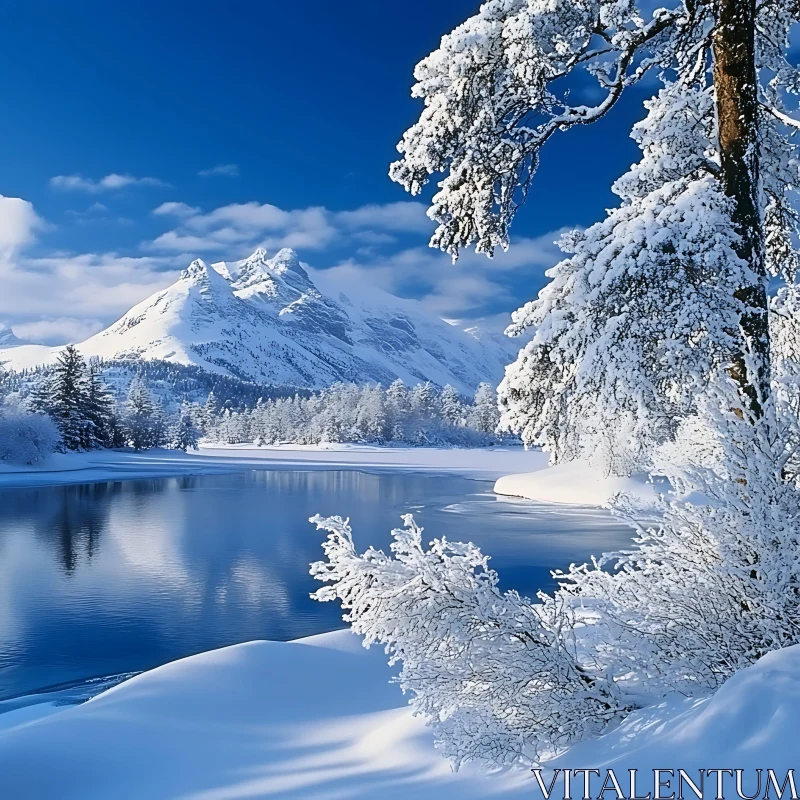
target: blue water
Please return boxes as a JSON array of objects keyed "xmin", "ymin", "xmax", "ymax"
[{"xmin": 0, "ymin": 469, "xmax": 635, "ymax": 701}]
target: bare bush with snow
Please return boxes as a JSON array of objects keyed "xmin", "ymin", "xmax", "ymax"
[{"xmin": 0, "ymin": 411, "xmax": 60, "ymax": 465}]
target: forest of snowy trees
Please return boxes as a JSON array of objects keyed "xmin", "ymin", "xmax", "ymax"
[
  {"xmin": 0, "ymin": 346, "xmax": 506, "ymax": 463},
  {"xmin": 205, "ymin": 381, "xmax": 503, "ymax": 447},
  {"xmin": 0, "ymin": 346, "xmax": 202, "ymax": 462}
]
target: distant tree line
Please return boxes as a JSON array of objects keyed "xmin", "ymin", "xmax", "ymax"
[
  {"xmin": 205, "ymin": 380, "xmax": 505, "ymax": 447},
  {"xmin": 0, "ymin": 347, "xmax": 509, "ymax": 464}
]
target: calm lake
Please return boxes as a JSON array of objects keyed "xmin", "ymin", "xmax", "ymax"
[{"xmin": 0, "ymin": 469, "xmax": 635, "ymax": 702}]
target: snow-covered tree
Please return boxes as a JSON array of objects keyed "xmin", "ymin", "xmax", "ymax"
[
  {"xmin": 410, "ymin": 382, "xmax": 438, "ymax": 416},
  {"xmin": 31, "ymin": 345, "xmax": 90, "ymax": 451},
  {"xmin": 307, "ymin": 0, "xmax": 800, "ymax": 773},
  {"xmin": 83, "ymin": 363, "xmax": 115, "ymax": 450},
  {"xmin": 170, "ymin": 402, "xmax": 200, "ymax": 451},
  {"xmin": 439, "ymin": 384, "xmax": 465, "ymax": 426},
  {"xmin": 201, "ymin": 381, "xmax": 506, "ymax": 447},
  {"xmin": 203, "ymin": 391, "xmax": 219, "ymax": 433},
  {"xmin": 353, "ymin": 385, "xmax": 390, "ymax": 443},
  {"xmin": 470, "ymin": 382, "xmax": 499, "ymax": 435},
  {"xmin": 123, "ymin": 376, "xmax": 166, "ymax": 451},
  {"xmin": 390, "ymin": 0, "xmax": 800, "ymax": 471}
]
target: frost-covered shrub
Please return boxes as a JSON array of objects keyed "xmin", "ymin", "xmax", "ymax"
[
  {"xmin": 311, "ymin": 383, "xmax": 800, "ymax": 768},
  {"xmin": 311, "ymin": 513, "xmax": 628, "ymax": 767},
  {"xmin": 0, "ymin": 412, "xmax": 60, "ymax": 465}
]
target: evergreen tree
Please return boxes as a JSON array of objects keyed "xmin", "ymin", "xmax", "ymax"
[
  {"xmin": 386, "ymin": 379, "xmax": 410, "ymax": 441},
  {"xmin": 170, "ymin": 402, "xmax": 200, "ymax": 451},
  {"xmin": 203, "ymin": 391, "xmax": 219, "ymax": 432},
  {"xmin": 390, "ymin": 0, "xmax": 800, "ymax": 467},
  {"xmin": 410, "ymin": 382, "xmax": 438, "ymax": 416},
  {"xmin": 123, "ymin": 376, "xmax": 166, "ymax": 451},
  {"xmin": 33, "ymin": 345, "xmax": 89, "ymax": 451},
  {"xmin": 439, "ymin": 385, "xmax": 464, "ymax": 427},
  {"xmin": 470, "ymin": 383, "xmax": 498, "ymax": 436},
  {"xmin": 83, "ymin": 364, "xmax": 115, "ymax": 449}
]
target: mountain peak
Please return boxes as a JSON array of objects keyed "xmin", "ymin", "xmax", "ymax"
[
  {"xmin": 0, "ymin": 248, "xmax": 510, "ymax": 395},
  {"xmin": 181, "ymin": 258, "xmax": 232, "ymax": 297},
  {"xmin": 244, "ymin": 247, "xmax": 269, "ymax": 265},
  {"xmin": 182, "ymin": 258, "xmax": 211, "ymax": 279},
  {"xmin": 0, "ymin": 323, "xmax": 22, "ymax": 347},
  {"xmin": 267, "ymin": 248, "xmax": 306, "ymax": 277}
]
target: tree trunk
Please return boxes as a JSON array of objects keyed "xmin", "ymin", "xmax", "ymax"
[{"xmin": 713, "ymin": 0, "xmax": 770, "ymax": 416}]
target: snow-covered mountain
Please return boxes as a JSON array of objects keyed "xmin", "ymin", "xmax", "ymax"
[
  {"xmin": 0, "ymin": 323, "xmax": 24, "ymax": 348},
  {"xmin": 0, "ymin": 249, "xmax": 516, "ymax": 394}
]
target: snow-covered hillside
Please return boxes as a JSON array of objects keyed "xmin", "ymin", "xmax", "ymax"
[{"xmin": 0, "ymin": 249, "xmax": 516, "ymax": 394}]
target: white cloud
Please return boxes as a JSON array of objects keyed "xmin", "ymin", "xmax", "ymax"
[
  {"xmin": 65, "ymin": 202, "xmax": 136, "ymax": 226},
  {"xmin": 0, "ymin": 251, "xmax": 183, "ymax": 343},
  {"xmin": 0, "ymin": 195, "xmax": 43, "ymax": 263},
  {"xmin": 146, "ymin": 201, "xmax": 339, "ymax": 252},
  {"xmin": 153, "ymin": 201, "xmax": 201, "ymax": 218},
  {"xmin": 0, "ymin": 189, "xmax": 568, "ymax": 346},
  {"xmin": 198, "ymin": 164, "xmax": 239, "ymax": 177},
  {"xmin": 0, "ymin": 194, "xmax": 184, "ymax": 344},
  {"xmin": 50, "ymin": 173, "xmax": 169, "ymax": 193},
  {"xmin": 335, "ymin": 202, "xmax": 432, "ymax": 234},
  {"xmin": 313, "ymin": 230, "xmax": 567, "ymax": 319},
  {"xmin": 145, "ymin": 200, "xmax": 433, "ymax": 254},
  {"xmin": 13, "ymin": 317, "xmax": 105, "ymax": 345}
]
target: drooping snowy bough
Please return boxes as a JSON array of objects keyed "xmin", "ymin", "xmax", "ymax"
[{"xmin": 390, "ymin": 0, "xmax": 800, "ymax": 473}]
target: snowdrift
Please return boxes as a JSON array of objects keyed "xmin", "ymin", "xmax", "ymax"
[
  {"xmin": 494, "ymin": 459, "xmax": 656, "ymax": 506},
  {"xmin": 1, "ymin": 631, "xmax": 798, "ymax": 799}
]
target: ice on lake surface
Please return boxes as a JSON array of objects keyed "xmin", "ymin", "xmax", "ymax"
[{"xmin": 0, "ymin": 469, "xmax": 635, "ymax": 702}]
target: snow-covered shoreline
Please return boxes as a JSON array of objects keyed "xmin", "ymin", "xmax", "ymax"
[
  {"xmin": 0, "ymin": 444, "xmax": 550, "ymax": 490},
  {"xmin": 0, "ymin": 444, "xmax": 659, "ymax": 509},
  {"xmin": 494, "ymin": 459, "xmax": 658, "ymax": 506}
]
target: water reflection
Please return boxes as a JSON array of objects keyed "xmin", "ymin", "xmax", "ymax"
[{"xmin": 0, "ymin": 470, "xmax": 635, "ymax": 700}]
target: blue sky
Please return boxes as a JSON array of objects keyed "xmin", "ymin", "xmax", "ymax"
[{"xmin": 0, "ymin": 0, "xmax": 649, "ymax": 344}]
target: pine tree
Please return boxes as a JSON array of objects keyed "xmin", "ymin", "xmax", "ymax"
[
  {"xmin": 410, "ymin": 382, "xmax": 438, "ymax": 416},
  {"xmin": 203, "ymin": 391, "xmax": 219, "ymax": 433},
  {"xmin": 440, "ymin": 385, "xmax": 464, "ymax": 427},
  {"xmin": 83, "ymin": 364, "xmax": 114, "ymax": 449},
  {"xmin": 34, "ymin": 345, "xmax": 90, "ymax": 451},
  {"xmin": 470, "ymin": 383, "xmax": 498, "ymax": 436},
  {"xmin": 123, "ymin": 376, "xmax": 165, "ymax": 451},
  {"xmin": 307, "ymin": 0, "xmax": 800, "ymax": 770},
  {"xmin": 386, "ymin": 379, "xmax": 409, "ymax": 440},
  {"xmin": 390, "ymin": 0, "xmax": 800, "ymax": 465},
  {"xmin": 170, "ymin": 402, "xmax": 200, "ymax": 451}
]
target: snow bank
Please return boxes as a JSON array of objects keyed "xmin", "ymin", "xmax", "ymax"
[
  {"xmin": 1, "ymin": 631, "xmax": 797, "ymax": 798},
  {"xmin": 0, "ymin": 631, "xmax": 525, "ymax": 799},
  {"xmin": 553, "ymin": 644, "xmax": 800, "ymax": 775},
  {"xmin": 494, "ymin": 459, "xmax": 656, "ymax": 506}
]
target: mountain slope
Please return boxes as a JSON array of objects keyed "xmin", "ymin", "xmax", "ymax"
[{"xmin": 0, "ymin": 249, "xmax": 516, "ymax": 394}]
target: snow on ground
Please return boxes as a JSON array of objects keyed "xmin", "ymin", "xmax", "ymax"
[
  {"xmin": 0, "ymin": 630, "xmax": 797, "ymax": 799},
  {"xmin": 494, "ymin": 459, "xmax": 656, "ymax": 506},
  {"xmin": 0, "ymin": 444, "xmax": 549, "ymax": 489}
]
